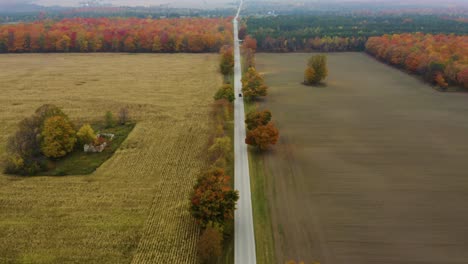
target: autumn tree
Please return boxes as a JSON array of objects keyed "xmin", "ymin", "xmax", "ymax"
[
  {"xmin": 243, "ymin": 35, "xmax": 257, "ymax": 51},
  {"xmin": 41, "ymin": 116, "xmax": 77, "ymax": 158},
  {"xmin": 304, "ymin": 55, "xmax": 328, "ymax": 85},
  {"xmin": 197, "ymin": 223, "xmax": 223, "ymax": 264},
  {"xmin": 190, "ymin": 168, "xmax": 239, "ymax": 228},
  {"xmin": 242, "ymin": 67, "xmax": 268, "ymax": 100},
  {"xmin": 214, "ymin": 84, "xmax": 235, "ymax": 102},
  {"xmin": 245, "ymin": 123, "xmax": 279, "ymax": 151},
  {"xmin": 219, "ymin": 46, "xmax": 234, "ymax": 76},
  {"xmin": 4, "ymin": 104, "xmax": 68, "ymax": 175},
  {"xmin": 245, "ymin": 110, "xmax": 272, "ymax": 130},
  {"xmin": 76, "ymin": 124, "xmax": 96, "ymax": 146}
]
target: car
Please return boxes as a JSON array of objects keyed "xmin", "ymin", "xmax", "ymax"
[{"xmin": 239, "ymin": 93, "xmax": 242, "ymax": 97}]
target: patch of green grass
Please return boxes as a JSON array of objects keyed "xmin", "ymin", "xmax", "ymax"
[
  {"xmin": 245, "ymin": 101, "xmax": 276, "ymax": 264},
  {"xmin": 38, "ymin": 123, "xmax": 135, "ymax": 176},
  {"xmin": 217, "ymin": 67, "xmax": 236, "ymax": 264},
  {"xmin": 218, "ymin": 106, "xmax": 235, "ymax": 264}
]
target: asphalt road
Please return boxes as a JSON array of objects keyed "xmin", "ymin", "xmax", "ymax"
[{"xmin": 233, "ymin": 0, "xmax": 257, "ymax": 263}]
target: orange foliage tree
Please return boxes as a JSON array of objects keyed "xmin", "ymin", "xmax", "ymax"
[
  {"xmin": 366, "ymin": 33, "xmax": 468, "ymax": 89},
  {"xmin": 0, "ymin": 17, "xmax": 233, "ymax": 53},
  {"xmin": 190, "ymin": 168, "xmax": 239, "ymax": 228},
  {"xmin": 245, "ymin": 123, "xmax": 279, "ymax": 150}
]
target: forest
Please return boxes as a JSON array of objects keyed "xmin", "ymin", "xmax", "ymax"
[
  {"xmin": 366, "ymin": 33, "xmax": 468, "ymax": 89},
  {"xmin": 0, "ymin": 17, "xmax": 233, "ymax": 53},
  {"xmin": 0, "ymin": 7, "xmax": 236, "ymax": 24},
  {"xmin": 245, "ymin": 15, "xmax": 468, "ymax": 52}
]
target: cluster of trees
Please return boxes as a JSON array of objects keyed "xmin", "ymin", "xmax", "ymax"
[
  {"xmin": 4, "ymin": 105, "xmax": 76, "ymax": 175},
  {"xmin": 0, "ymin": 17, "xmax": 233, "ymax": 53},
  {"xmin": 304, "ymin": 55, "xmax": 328, "ymax": 85},
  {"xmin": 245, "ymin": 110, "xmax": 279, "ymax": 150},
  {"xmin": 190, "ymin": 52, "xmax": 238, "ymax": 264},
  {"xmin": 366, "ymin": 33, "xmax": 468, "ymax": 89},
  {"xmin": 245, "ymin": 15, "xmax": 468, "ymax": 52},
  {"xmin": 4, "ymin": 104, "xmax": 130, "ymax": 176},
  {"xmin": 239, "ymin": 33, "xmax": 279, "ymax": 151}
]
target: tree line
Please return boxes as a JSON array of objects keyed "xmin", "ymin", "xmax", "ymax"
[
  {"xmin": 366, "ymin": 33, "xmax": 468, "ymax": 89},
  {"xmin": 0, "ymin": 17, "xmax": 233, "ymax": 53},
  {"xmin": 189, "ymin": 48, "xmax": 238, "ymax": 264},
  {"xmin": 245, "ymin": 15, "xmax": 468, "ymax": 52}
]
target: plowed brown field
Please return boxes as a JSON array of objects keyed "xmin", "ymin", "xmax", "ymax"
[{"xmin": 256, "ymin": 53, "xmax": 468, "ymax": 264}]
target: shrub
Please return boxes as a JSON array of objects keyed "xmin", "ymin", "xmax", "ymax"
[
  {"xmin": 245, "ymin": 123, "xmax": 279, "ymax": 150},
  {"xmin": 197, "ymin": 223, "xmax": 223, "ymax": 264},
  {"xmin": 214, "ymin": 84, "xmax": 235, "ymax": 102},
  {"xmin": 76, "ymin": 124, "xmax": 97, "ymax": 146},
  {"xmin": 41, "ymin": 116, "xmax": 77, "ymax": 158},
  {"xmin": 4, "ymin": 155, "xmax": 44, "ymax": 176},
  {"xmin": 190, "ymin": 168, "xmax": 239, "ymax": 228},
  {"xmin": 105, "ymin": 111, "xmax": 115, "ymax": 128}
]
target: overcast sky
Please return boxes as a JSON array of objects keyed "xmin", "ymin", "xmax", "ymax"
[
  {"xmin": 0, "ymin": 0, "xmax": 233, "ymax": 7},
  {"xmin": 1, "ymin": 0, "xmax": 467, "ymax": 7}
]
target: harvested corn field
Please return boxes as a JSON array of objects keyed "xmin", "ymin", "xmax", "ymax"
[{"xmin": 0, "ymin": 53, "xmax": 220, "ymax": 263}]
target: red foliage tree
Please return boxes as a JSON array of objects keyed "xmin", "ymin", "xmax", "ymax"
[{"xmin": 245, "ymin": 123, "xmax": 279, "ymax": 150}]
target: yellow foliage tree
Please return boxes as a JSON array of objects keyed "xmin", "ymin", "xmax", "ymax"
[
  {"xmin": 76, "ymin": 124, "xmax": 97, "ymax": 146},
  {"xmin": 305, "ymin": 55, "xmax": 328, "ymax": 85},
  {"xmin": 41, "ymin": 116, "xmax": 77, "ymax": 158},
  {"xmin": 242, "ymin": 67, "xmax": 268, "ymax": 99}
]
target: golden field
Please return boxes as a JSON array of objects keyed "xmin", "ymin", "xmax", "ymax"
[{"xmin": 0, "ymin": 53, "xmax": 220, "ymax": 263}]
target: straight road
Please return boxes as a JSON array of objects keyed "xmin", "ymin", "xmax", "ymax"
[{"xmin": 233, "ymin": 0, "xmax": 257, "ymax": 263}]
